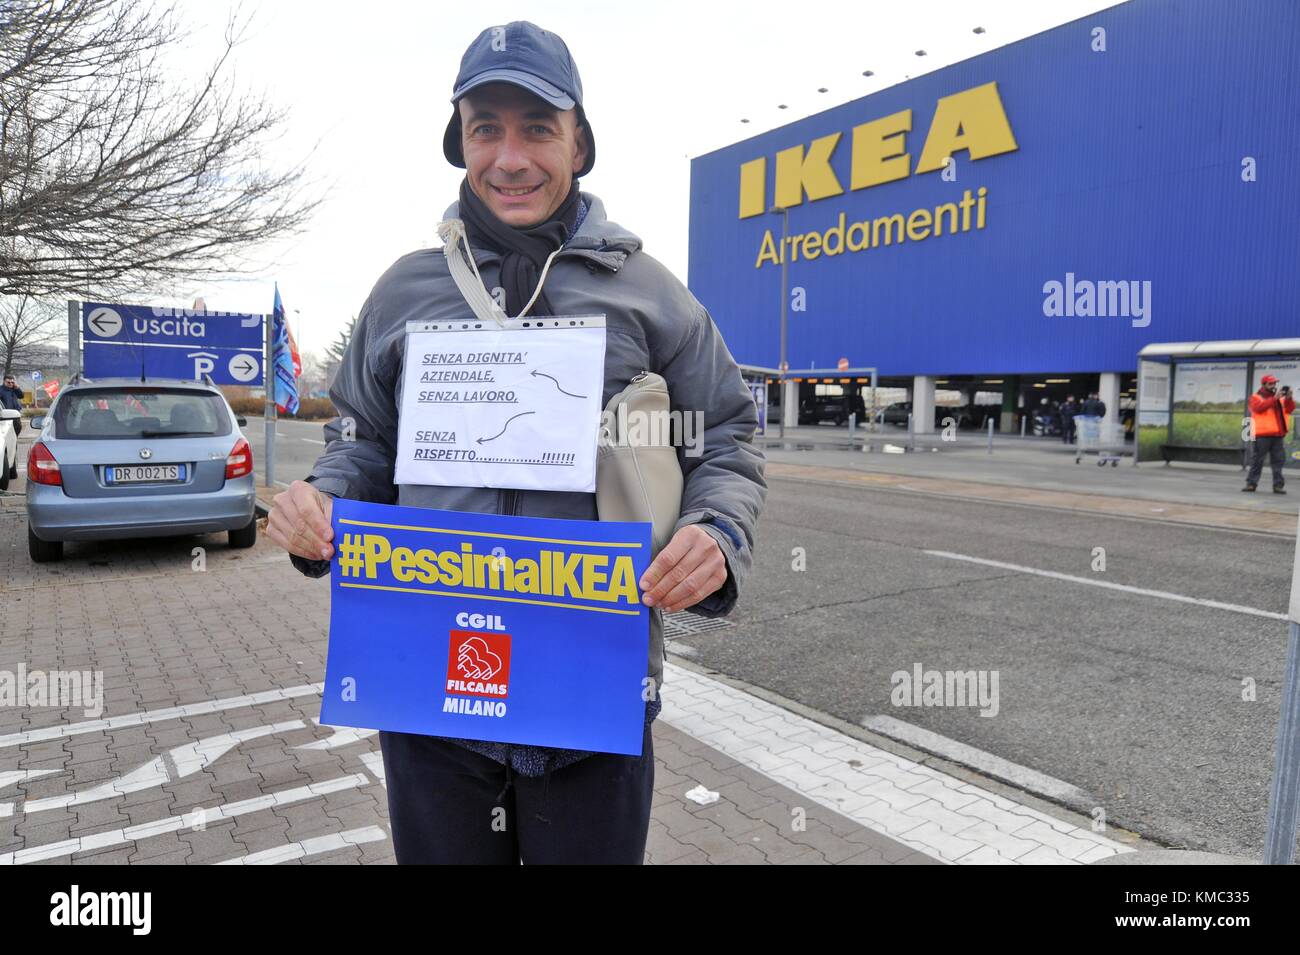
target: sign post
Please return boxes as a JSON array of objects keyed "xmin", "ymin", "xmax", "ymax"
[
  {"xmin": 67, "ymin": 300, "xmax": 80, "ymax": 379},
  {"xmin": 264, "ymin": 312, "xmax": 275, "ymax": 489},
  {"xmin": 1263, "ymin": 516, "xmax": 1300, "ymax": 863}
]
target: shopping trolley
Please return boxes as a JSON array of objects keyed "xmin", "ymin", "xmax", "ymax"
[{"xmin": 1074, "ymin": 414, "xmax": 1124, "ymax": 466}]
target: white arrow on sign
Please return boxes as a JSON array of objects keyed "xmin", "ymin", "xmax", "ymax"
[
  {"xmin": 228, "ymin": 352, "xmax": 260, "ymax": 382},
  {"xmin": 86, "ymin": 306, "xmax": 123, "ymax": 338},
  {"xmin": 31, "ymin": 370, "xmax": 41, "ymax": 381}
]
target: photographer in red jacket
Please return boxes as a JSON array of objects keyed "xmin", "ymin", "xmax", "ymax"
[{"xmin": 1244, "ymin": 374, "xmax": 1296, "ymax": 493}]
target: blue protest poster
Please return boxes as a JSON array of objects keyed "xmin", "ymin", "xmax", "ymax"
[{"xmin": 320, "ymin": 498, "xmax": 653, "ymax": 756}]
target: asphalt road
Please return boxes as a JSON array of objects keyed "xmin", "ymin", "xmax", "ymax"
[
  {"xmin": 678, "ymin": 474, "xmax": 1292, "ymax": 857},
  {"xmin": 242, "ymin": 415, "xmax": 331, "ymax": 489}
]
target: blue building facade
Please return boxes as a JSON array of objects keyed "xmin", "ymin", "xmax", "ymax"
[{"xmin": 687, "ymin": 0, "xmax": 1299, "ymax": 378}]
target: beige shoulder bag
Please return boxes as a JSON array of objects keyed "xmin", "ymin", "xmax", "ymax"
[{"xmin": 597, "ymin": 372, "xmax": 683, "ymax": 555}]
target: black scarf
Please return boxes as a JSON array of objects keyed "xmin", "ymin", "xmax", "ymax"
[{"xmin": 458, "ymin": 178, "xmax": 581, "ymax": 317}]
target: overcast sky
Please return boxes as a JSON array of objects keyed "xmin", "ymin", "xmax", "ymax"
[{"xmin": 174, "ymin": 0, "xmax": 1123, "ymax": 357}]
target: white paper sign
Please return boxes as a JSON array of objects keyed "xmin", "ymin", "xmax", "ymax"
[{"xmin": 394, "ymin": 315, "xmax": 606, "ymax": 492}]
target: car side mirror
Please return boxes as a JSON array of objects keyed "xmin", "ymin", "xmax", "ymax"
[
  {"xmin": 0, "ymin": 409, "xmax": 20, "ymax": 420},
  {"xmin": 30, "ymin": 415, "xmax": 46, "ymax": 429},
  {"xmin": 236, "ymin": 416, "xmax": 247, "ymax": 427}
]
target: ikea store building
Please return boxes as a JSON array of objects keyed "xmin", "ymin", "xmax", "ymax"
[{"xmin": 687, "ymin": 0, "xmax": 1300, "ymax": 462}]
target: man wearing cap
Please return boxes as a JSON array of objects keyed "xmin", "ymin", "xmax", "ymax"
[
  {"xmin": 1244, "ymin": 375, "xmax": 1295, "ymax": 493},
  {"xmin": 1, "ymin": 374, "xmax": 24, "ymax": 434},
  {"xmin": 267, "ymin": 21, "xmax": 766, "ymax": 864}
]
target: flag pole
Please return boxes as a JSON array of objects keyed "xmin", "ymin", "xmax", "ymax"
[{"xmin": 264, "ymin": 309, "xmax": 275, "ymax": 489}]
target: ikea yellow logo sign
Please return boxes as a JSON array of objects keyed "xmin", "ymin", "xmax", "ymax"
[{"xmin": 739, "ymin": 81, "xmax": 1019, "ymax": 269}]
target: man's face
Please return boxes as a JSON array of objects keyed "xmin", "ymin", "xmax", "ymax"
[
  {"xmin": 459, "ymin": 83, "xmax": 589, "ymax": 229},
  {"xmin": 1264, "ymin": 380, "xmax": 1278, "ymax": 394},
  {"xmin": 3, "ymin": 377, "xmax": 14, "ymax": 388}
]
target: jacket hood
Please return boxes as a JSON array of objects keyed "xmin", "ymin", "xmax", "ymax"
[{"xmin": 440, "ymin": 190, "xmax": 642, "ymax": 268}]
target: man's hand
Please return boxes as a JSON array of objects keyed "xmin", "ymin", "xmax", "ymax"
[
  {"xmin": 639, "ymin": 524, "xmax": 726, "ymax": 613},
  {"xmin": 267, "ymin": 480, "xmax": 335, "ymax": 561}
]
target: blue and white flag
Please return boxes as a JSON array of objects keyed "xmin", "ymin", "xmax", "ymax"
[{"xmin": 272, "ymin": 283, "xmax": 300, "ymax": 415}]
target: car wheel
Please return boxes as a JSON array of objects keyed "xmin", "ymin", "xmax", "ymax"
[
  {"xmin": 28, "ymin": 523, "xmax": 63, "ymax": 562},
  {"xmin": 228, "ymin": 515, "xmax": 258, "ymax": 549}
]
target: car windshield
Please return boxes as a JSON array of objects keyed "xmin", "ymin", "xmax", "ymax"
[{"xmin": 53, "ymin": 387, "xmax": 231, "ymax": 439}]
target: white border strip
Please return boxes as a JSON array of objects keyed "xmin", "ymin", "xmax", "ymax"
[
  {"xmin": 214, "ymin": 825, "xmax": 387, "ymax": 865},
  {"xmin": 661, "ymin": 662, "xmax": 1132, "ymax": 865},
  {"xmin": 863, "ymin": 715, "xmax": 1089, "ymax": 804},
  {"xmin": 0, "ymin": 684, "xmax": 323, "ymax": 751},
  {"xmin": 1, "ymin": 773, "xmax": 368, "ymax": 865},
  {"xmin": 925, "ymin": 550, "xmax": 1286, "ymax": 621}
]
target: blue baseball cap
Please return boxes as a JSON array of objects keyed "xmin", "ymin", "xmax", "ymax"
[{"xmin": 442, "ymin": 21, "xmax": 595, "ymax": 178}]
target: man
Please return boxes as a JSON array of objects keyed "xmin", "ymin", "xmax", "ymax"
[
  {"xmin": 1244, "ymin": 374, "xmax": 1295, "ymax": 493},
  {"xmin": 267, "ymin": 22, "xmax": 766, "ymax": 864},
  {"xmin": 1080, "ymin": 392, "xmax": 1106, "ymax": 418},
  {"xmin": 0, "ymin": 374, "xmax": 24, "ymax": 435},
  {"xmin": 1059, "ymin": 395, "xmax": 1078, "ymax": 444}
]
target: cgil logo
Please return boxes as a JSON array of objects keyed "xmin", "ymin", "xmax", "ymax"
[
  {"xmin": 49, "ymin": 885, "xmax": 151, "ymax": 935},
  {"xmin": 737, "ymin": 81, "xmax": 1018, "ymax": 219},
  {"xmin": 448, "ymin": 629, "xmax": 511, "ymax": 697}
]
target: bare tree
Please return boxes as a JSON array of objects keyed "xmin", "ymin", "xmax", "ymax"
[
  {"xmin": 296, "ymin": 348, "xmax": 329, "ymax": 396},
  {"xmin": 321, "ymin": 314, "xmax": 354, "ymax": 385},
  {"xmin": 0, "ymin": 293, "xmax": 61, "ymax": 375},
  {"xmin": 0, "ymin": 0, "xmax": 321, "ymax": 298}
]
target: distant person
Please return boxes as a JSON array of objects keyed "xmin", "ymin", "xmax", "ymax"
[
  {"xmin": 1244, "ymin": 375, "xmax": 1295, "ymax": 493},
  {"xmin": 1059, "ymin": 395, "xmax": 1079, "ymax": 444},
  {"xmin": 0, "ymin": 373, "xmax": 23, "ymax": 436},
  {"xmin": 1034, "ymin": 396, "xmax": 1051, "ymax": 435},
  {"xmin": 1080, "ymin": 392, "xmax": 1106, "ymax": 417}
]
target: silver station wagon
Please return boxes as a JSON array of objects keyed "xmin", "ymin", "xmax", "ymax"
[{"xmin": 26, "ymin": 376, "xmax": 257, "ymax": 562}]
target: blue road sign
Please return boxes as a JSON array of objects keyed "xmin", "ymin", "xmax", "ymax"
[
  {"xmin": 84, "ymin": 341, "xmax": 264, "ymax": 384},
  {"xmin": 82, "ymin": 302, "xmax": 262, "ymax": 349},
  {"xmin": 81, "ymin": 302, "xmax": 265, "ymax": 385}
]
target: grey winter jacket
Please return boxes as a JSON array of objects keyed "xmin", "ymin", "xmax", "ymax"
[{"xmin": 289, "ymin": 191, "xmax": 767, "ymax": 696}]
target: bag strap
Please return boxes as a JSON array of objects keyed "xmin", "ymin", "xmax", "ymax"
[
  {"xmin": 436, "ymin": 218, "xmax": 508, "ymax": 326},
  {"xmin": 436, "ymin": 217, "xmax": 567, "ymax": 324}
]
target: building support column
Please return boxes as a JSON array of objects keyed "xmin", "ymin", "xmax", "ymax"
[
  {"xmin": 782, "ymin": 379, "xmax": 799, "ymax": 429},
  {"xmin": 1001, "ymin": 376, "xmax": 1020, "ymax": 433},
  {"xmin": 1099, "ymin": 372, "xmax": 1121, "ymax": 445},
  {"xmin": 913, "ymin": 375, "xmax": 936, "ymax": 434}
]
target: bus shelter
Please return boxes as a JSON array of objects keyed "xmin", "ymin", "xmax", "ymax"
[{"xmin": 1136, "ymin": 339, "xmax": 1300, "ymax": 467}]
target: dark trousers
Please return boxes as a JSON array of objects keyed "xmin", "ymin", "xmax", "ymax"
[
  {"xmin": 378, "ymin": 722, "xmax": 655, "ymax": 864},
  {"xmin": 1248, "ymin": 435, "xmax": 1287, "ymax": 488}
]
